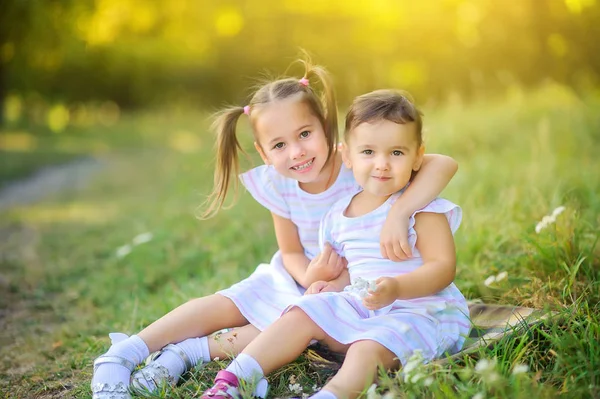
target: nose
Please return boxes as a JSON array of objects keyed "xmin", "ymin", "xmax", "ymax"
[
  {"xmin": 374, "ymin": 155, "xmax": 390, "ymax": 171},
  {"xmin": 290, "ymin": 143, "xmax": 306, "ymax": 160}
]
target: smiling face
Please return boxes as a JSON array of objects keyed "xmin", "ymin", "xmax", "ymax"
[
  {"xmin": 343, "ymin": 119, "xmax": 424, "ymax": 198},
  {"xmin": 253, "ymin": 94, "xmax": 331, "ymax": 187}
]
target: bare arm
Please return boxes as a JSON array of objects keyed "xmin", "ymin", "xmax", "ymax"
[
  {"xmin": 381, "ymin": 154, "xmax": 458, "ymax": 261},
  {"xmin": 364, "ymin": 212, "xmax": 456, "ymax": 309},
  {"xmin": 271, "ymin": 213, "xmax": 345, "ymax": 289},
  {"xmin": 271, "ymin": 213, "xmax": 311, "ymax": 288}
]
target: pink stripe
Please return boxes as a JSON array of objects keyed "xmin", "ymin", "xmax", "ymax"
[{"xmin": 245, "ymin": 172, "xmax": 289, "ymax": 216}]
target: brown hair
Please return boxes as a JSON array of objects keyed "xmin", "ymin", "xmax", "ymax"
[
  {"xmin": 200, "ymin": 58, "xmax": 338, "ymax": 219},
  {"xmin": 344, "ymin": 89, "xmax": 423, "ymax": 146}
]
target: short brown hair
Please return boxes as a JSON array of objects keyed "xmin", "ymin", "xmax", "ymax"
[{"xmin": 344, "ymin": 89, "xmax": 423, "ymax": 146}]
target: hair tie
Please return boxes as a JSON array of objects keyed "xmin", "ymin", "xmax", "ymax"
[
  {"xmin": 243, "ymin": 105, "xmax": 250, "ymax": 115},
  {"xmin": 299, "ymin": 77, "xmax": 309, "ymax": 86}
]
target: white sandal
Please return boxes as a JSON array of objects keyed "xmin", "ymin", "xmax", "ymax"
[
  {"xmin": 91, "ymin": 355, "xmax": 135, "ymax": 399},
  {"xmin": 130, "ymin": 344, "xmax": 193, "ymax": 393}
]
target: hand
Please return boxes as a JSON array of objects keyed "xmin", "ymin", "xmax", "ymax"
[
  {"xmin": 362, "ymin": 277, "xmax": 400, "ymax": 310},
  {"xmin": 305, "ymin": 243, "xmax": 347, "ymax": 284},
  {"xmin": 380, "ymin": 211, "xmax": 412, "ymax": 262},
  {"xmin": 305, "ymin": 280, "xmax": 339, "ymax": 295}
]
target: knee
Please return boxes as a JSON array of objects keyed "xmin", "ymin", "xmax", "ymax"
[
  {"xmin": 349, "ymin": 341, "xmax": 399, "ymax": 369},
  {"xmin": 283, "ymin": 308, "xmax": 324, "ymax": 338}
]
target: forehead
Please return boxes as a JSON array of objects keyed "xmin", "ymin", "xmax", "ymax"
[
  {"xmin": 253, "ymin": 95, "xmax": 318, "ymax": 141},
  {"xmin": 349, "ymin": 119, "xmax": 418, "ymax": 147}
]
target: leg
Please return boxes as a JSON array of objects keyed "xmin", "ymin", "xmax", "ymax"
[
  {"xmin": 209, "ymin": 324, "xmax": 261, "ymax": 360},
  {"xmin": 321, "ymin": 340, "xmax": 399, "ymax": 399},
  {"xmin": 138, "ymin": 294, "xmax": 248, "ymax": 352},
  {"xmin": 242, "ymin": 307, "xmax": 347, "ymax": 374}
]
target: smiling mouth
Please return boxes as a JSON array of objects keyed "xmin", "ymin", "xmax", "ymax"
[{"xmin": 291, "ymin": 158, "xmax": 314, "ymax": 171}]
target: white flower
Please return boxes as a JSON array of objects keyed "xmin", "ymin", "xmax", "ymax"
[
  {"xmin": 535, "ymin": 206, "xmax": 566, "ymax": 233},
  {"xmin": 472, "ymin": 393, "xmax": 485, "ymax": 399},
  {"xmin": 475, "ymin": 358, "xmax": 496, "ymax": 373},
  {"xmin": 484, "ymin": 272, "xmax": 508, "ymax": 287},
  {"xmin": 484, "ymin": 275, "xmax": 496, "ymax": 287},
  {"xmin": 289, "ymin": 383, "xmax": 303, "ymax": 395},
  {"xmin": 312, "ymin": 384, "xmax": 319, "ymax": 392},
  {"xmin": 424, "ymin": 377, "xmax": 434, "ymax": 386},
  {"xmin": 366, "ymin": 384, "xmax": 380, "ymax": 399},
  {"xmin": 302, "ymin": 394, "xmax": 309, "ymax": 399},
  {"xmin": 132, "ymin": 232, "xmax": 153, "ymax": 245},
  {"xmin": 512, "ymin": 363, "xmax": 529, "ymax": 375},
  {"xmin": 552, "ymin": 206, "xmax": 566, "ymax": 217},
  {"xmin": 213, "ymin": 356, "xmax": 220, "ymax": 361},
  {"xmin": 116, "ymin": 244, "xmax": 132, "ymax": 259}
]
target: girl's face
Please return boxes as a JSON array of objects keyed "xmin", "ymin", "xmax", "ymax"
[
  {"xmin": 253, "ymin": 95, "xmax": 329, "ymax": 184},
  {"xmin": 342, "ymin": 119, "xmax": 424, "ymax": 198}
]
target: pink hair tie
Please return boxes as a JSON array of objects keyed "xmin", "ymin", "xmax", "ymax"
[
  {"xmin": 299, "ymin": 77, "xmax": 309, "ymax": 86},
  {"xmin": 243, "ymin": 105, "xmax": 250, "ymax": 115}
]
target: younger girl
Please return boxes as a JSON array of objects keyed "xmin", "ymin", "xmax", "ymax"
[
  {"xmin": 200, "ymin": 90, "xmax": 470, "ymax": 399},
  {"xmin": 90, "ymin": 61, "xmax": 458, "ymax": 399}
]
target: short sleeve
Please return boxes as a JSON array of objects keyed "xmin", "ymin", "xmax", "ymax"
[
  {"xmin": 407, "ymin": 198, "xmax": 462, "ymax": 253},
  {"xmin": 239, "ymin": 166, "xmax": 290, "ymax": 219}
]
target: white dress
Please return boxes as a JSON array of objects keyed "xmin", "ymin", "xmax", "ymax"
[
  {"xmin": 217, "ymin": 164, "xmax": 360, "ymax": 331},
  {"xmin": 286, "ymin": 191, "xmax": 471, "ymax": 365}
]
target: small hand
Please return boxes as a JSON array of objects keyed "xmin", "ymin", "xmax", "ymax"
[
  {"xmin": 305, "ymin": 280, "xmax": 337, "ymax": 295},
  {"xmin": 362, "ymin": 277, "xmax": 400, "ymax": 310},
  {"xmin": 380, "ymin": 213, "xmax": 412, "ymax": 262},
  {"xmin": 306, "ymin": 243, "xmax": 347, "ymax": 284}
]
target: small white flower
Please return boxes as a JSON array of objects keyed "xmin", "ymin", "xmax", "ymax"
[
  {"xmin": 368, "ymin": 280, "xmax": 378, "ymax": 292},
  {"xmin": 410, "ymin": 372, "xmax": 425, "ymax": 384},
  {"xmin": 424, "ymin": 376, "xmax": 434, "ymax": 386},
  {"xmin": 512, "ymin": 363, "xmax": 529, "ymax": 375},
  {"xmin": 132, "ymin": 232, "xmax": 153, "ymax": 245},
  {"xmin": 116, "ymin": 244, "xmax": 132, "ymax": 259},
  {"xmin": 475, "ymin": 358, "xmax": 496, "ymax": 373},
  {"xmin": 495, "ymin": 271, "xmax": 508, "ymax": 282},
  {"xmin": 472, "ymin": 393, "xmax": 485, "ymax": 399},
  {"xmin": 312, "ymin": 384, "xmax": 319, "ymax": 392},
  {"xmin": 366, "ymin": 384, "xmax": 379, "ymax": 399},
  {"xmin": 213, "ymin": 356, "xmax": 220, "ymax": 361},
  {"xmin": 551, "ymin": 206, "xmax": 565, "ymax": 217},
  {"xmin": 289, "ymin": 383, "xmax": 303, "ymax": 395},
  {"xmin": 302, "ymin": 394, "xmax": 309, "ymax": 399},
  {"xmin": 484, "ymin": 275, "xmax": 496, "ymax": 287}
]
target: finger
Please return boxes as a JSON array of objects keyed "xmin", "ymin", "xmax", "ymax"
[
  {"xmin": 380, "ymin": 243, "xmax": 389, "ymax": 260},
  {"xmin": 386, "ymin": 242, "xmax": 401, "ymax": 262},
  {"xmin": 335, "ymin": 256, "xmax": 344, "ymax": 272},
  {"xmin": 341, "ymin": 257, "xmax": 348, "ymax": 268},
  {"xmin": 392, "ymin": 240, "xmax": 407, "ymax": 261},
  {"xmin": 327, "ymin": 247, "xmax": 339, "ymax": 266},
  {"xmin": 321, "ymin": 243, "xmax": 333, "ymax": 262},
  {"xmin": 400, "ymin": 240, "xmax": 413, "ymax": 258}
]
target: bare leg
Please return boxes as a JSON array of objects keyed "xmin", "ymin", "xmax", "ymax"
[
  {"xmin": 241, "ymin": 307, "xmax": 350, "ymax": 374},
  {"xmin": 137, "ymin": 294, "xmax": 248, "ymax": 352},
  {"xmin": 323, "ymin": 340, "xmax": 399, "ymax": 399},
  {"xmin": 208, "ymin": 324, "xmax": 261, "ymax": 360}
]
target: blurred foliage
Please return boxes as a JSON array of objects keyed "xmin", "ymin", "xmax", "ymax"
[{"xmin": 1, "ymin": 0, "xmax": 600, "ymax": 120}]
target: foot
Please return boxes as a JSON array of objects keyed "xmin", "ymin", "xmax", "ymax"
[
  {"xmin": 131, "ymin": 344, "xmax": 193, "ymax": 393},
  {"xmin": 91, "ymin": 355, "xmax": 135, "ymax": 399},
  {"xmin": 201, "ymin": 370, "xmax": 240, "ymax": 399}
]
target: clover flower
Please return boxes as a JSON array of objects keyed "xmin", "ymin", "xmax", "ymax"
[
  {"xmin": 483, "ymin": 271, "xmax": 508, "ymax": 287},
  {"xmin": 512, "ymin": 363, "xmax": 529, "ymax": 375}
]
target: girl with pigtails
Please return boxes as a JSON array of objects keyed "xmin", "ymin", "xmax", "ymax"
[{"xmin": 90, "ymin": 58, "xmax": 459, "ymax": 399}]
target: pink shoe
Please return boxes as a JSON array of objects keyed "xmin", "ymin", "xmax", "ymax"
[{"xmin": 201, "ymin": 370, "xmax": 240, "ymax": 398}]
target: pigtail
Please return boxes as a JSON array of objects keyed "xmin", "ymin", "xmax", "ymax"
[
  {"xmin": 199, "ymin": 106, "xmax": 246, "ymax": 219},
  {"xmin": 298, "ymin": 57, "xmax": 339, "ymax": 161}
]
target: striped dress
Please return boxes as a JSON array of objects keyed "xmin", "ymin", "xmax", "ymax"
[
  {"xmin": 286, "ymin": 191, "xmax": 470, "ymax": 365},
  {"xmin": 217, "ymin": 164, "xmax": 361, "ymax": 331}
]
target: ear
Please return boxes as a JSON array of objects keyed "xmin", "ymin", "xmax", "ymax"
[
  {"xmin": 254, "ymin": 141, "xmax": 270, "ymax": 165},
  {"xmin": 412, "ymin": 145, "xmax": 425, "ymax": 172},
  {"xmin": 340, "ymin": 142, "xmax": 352, "ymax": 169}
]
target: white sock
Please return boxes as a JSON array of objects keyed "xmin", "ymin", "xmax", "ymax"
[
  {"xmin": 153, "ymin": 336, "xmax": 210, "ymax": 382},
  {"xmin": 92, "ymin": 334, "xmax": 150, "ymax": 389},
  {"xmin": 225, "ymin": 353, "xmax": 264, "ymax": 381},
  {"xmin": 310, "ymin": 390, "xmax": 338, "ymax": 399}
]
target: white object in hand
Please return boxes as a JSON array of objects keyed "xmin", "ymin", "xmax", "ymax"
[{"xmin": 345, "ymin": 277, "xmax": 378, "ymax": 298}]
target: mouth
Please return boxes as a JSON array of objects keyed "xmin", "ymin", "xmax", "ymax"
[
  {"xmin": 291, "ymin": 158, "xmax": 315, "ymax": 172},
  {"xmin": 372, "ymin": 175, "xmax": 391, "ymax": 181}
]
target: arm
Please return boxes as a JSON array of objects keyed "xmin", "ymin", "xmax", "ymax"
[
  {"xmin": 305, "ymin": 268, "xmax": 351, "ymax": 295},
  {"xmin": 364, "ymin": 212, "xmax": 456, "ymax": 309},
  {"xmin": 272, "ymin": 213, "xmax": 345, "ymax": 289},
  {"xmin": 381, "ymin": 154, "xmax": 458, "ymax": 261}
]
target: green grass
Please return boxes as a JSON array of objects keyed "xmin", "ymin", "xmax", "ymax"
[{"xmin": 0, "ymin": 83, "xmax": 598, "ymax": 398}]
